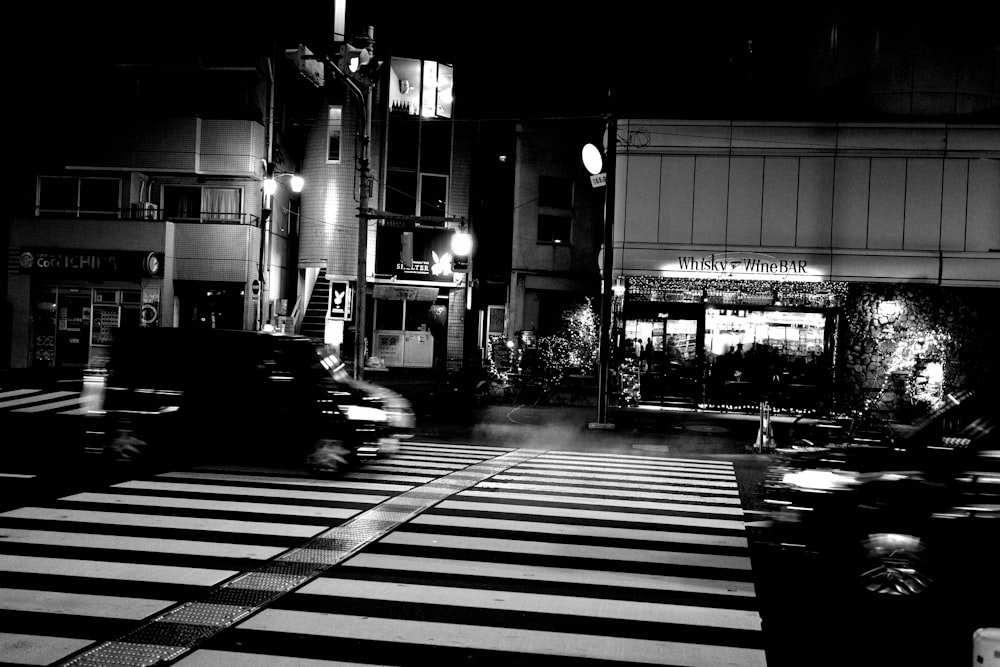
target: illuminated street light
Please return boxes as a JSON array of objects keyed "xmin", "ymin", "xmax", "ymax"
[
  {"xmin": 582, "ymin": 143, "xmax": 603, "ymax": 175},
  {"xmin": 263, "ymin": 165, "xmax": 305, "ymax": 196},
  {"xmin": 451, "ymin": 230, "xmax": 473, "ymax": 256},
  {"xmin": 259, "ymin": 161, "xmax": 304, "ymax": 331}
]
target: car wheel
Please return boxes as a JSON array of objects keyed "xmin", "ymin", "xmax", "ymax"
[
  {"xmin": 107, "ymin": 427, "xmax": 150, "ymax": 463},
  {"xmin": 305, "ymin": 438, "xmax": 356, "ymax": 474},
  {"xmin": 857, "ymin": 532, "xmax": 934, "ymax": 596}
]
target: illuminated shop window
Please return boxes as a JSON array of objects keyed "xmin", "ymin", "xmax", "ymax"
[{"xmin": 389, "ymin": 57, "xmax": 454, "ymax": 119}]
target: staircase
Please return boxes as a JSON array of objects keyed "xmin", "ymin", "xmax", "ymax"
[{"xmin": 299, "ymin": 269, "xmax": 330, "ymax": 340}]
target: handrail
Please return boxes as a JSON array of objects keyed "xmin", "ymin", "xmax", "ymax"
[
  {"xmin": 289, "ymin": 295, "xmax": 305, "ymax": 334},
  {"xmin": 35, "ymin": 208, "xmax": 261, "ymax": 226}
]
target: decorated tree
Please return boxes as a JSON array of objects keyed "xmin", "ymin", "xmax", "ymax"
[{"xmin": 536, "ymin": 297, "xmax": 600, "ymax": 382}]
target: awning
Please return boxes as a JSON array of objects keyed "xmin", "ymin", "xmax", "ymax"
[{"xmin": 373, "ymin": 285, "xmax": 440, "ymax": 302}]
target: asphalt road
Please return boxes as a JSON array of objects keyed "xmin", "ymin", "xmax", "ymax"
[{"xmin": 1, "ymin": 384, "xmax": 994, "ymax": 666}]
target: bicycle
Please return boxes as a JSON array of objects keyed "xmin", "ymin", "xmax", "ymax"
[{"xmin": 787, "ymin": 384, "xmax": 899, "ymax": 448}]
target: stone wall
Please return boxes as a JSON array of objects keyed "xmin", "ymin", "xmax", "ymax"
[{"xmin": 836, "ymin": 283, "xmax": 993, "ymax": 420}]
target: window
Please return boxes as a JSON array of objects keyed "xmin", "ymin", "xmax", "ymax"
[
  {"xmin": 419, "ymin": 174, "xmax": 447, "ymax": 217},
  {"xmin": 327, "ymin": 106, "xmax": 342, "ymax": 163},
  {"xmin": 538, "ymin": 214, "xmax": 572, "ymax": 244},
  {"xmin": 201, "ymin": 188, "xmax": 240, "ymax": 222},
  {"xmin": 164, "ymin": 186, "xmax": 201, "ymax": 221},
  {"xmin": 386, "ymin": 171, "xmax": 418, "ymax": 215},
  {"xmin": 389, "ymin": 57, "xmax": 453, "ymax": 119},
  {"xmin": 37, "ymin": 176, "xmax": 121, "ymax": 218},
  {"xmin": 164, "ymin": 185, "xmax": 242, "ymax": 223},
  {"xmin": 420, "ymin": 121, "xmax": 451, "ymax": 174},
  {"xmin": 537, "ymin": 175, "xmax": 573, "ymax": 244}
]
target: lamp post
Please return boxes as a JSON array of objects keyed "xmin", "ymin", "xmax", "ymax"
[
  {"xmin": 584, "ymin": 114, "xmax": 617, "ymax": 428},
  {"xmin": 355, "ymin": 78, "xmax": 372, "ymax": 380},
  {"xmin": 260, "ymin": 162, "xmax": 304, "ymax": 330},
  {"xmin": 451, "ymin": 228, "xmax": 474, "ymax": 312}
]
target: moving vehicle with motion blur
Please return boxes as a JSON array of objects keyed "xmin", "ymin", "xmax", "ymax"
[
  {"xmin": 759, "ymin": 388, "xmax": 998, "ymax": 608},
  {"xmin": 86, "ymin": 327, "xmax": 414, "ymax": 472}
]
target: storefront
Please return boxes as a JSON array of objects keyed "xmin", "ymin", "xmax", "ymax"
[
  {"xmin": 16, "ymin": 248, "xmax": 164, "ymax": 369},
  {"xmin": 370, "ymin": 224, "xmax": 467, "ymax": 371},
  {"xmin": 618, "ymin": 273, "xmax": 845, "ymax": 412}
]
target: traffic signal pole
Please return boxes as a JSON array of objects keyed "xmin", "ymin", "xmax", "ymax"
[
  {"xmin": 354, "ymin": 78, "xmax": 372, "ymax": 381},
  {"xmin": 594, "ymin": 114, "xmax": 617, "ymax": 426},
  {"xmin": 322, "ymin": 26, "xmax": 376, "ymax": 380}
]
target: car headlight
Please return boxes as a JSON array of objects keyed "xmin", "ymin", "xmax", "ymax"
[
  {"xmin": 341, "ymin": 404, "xmax": 388, "ymax": 422},
  {"xmin": 781, "ymin": 469, "xmax": 860, "ymax": 492}
]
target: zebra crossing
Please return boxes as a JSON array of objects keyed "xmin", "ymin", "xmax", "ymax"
[
  {"xmin": 0, "ymin": 387, "xmax": 95, "ymax": 416},
  {"xmin": 0, "ymin": 441, "xmax": 767, "ymax": 666}
]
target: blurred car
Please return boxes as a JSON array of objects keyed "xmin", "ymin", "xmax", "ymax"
[
  {"xmin": 86, "ymin": 327, "xmax": 413, "ymax": 472},
  {"xmin": 759, "ymin": 388, "xmax": 999, "ymax": 604}
]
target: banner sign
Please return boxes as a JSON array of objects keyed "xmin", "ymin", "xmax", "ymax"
[{"xmin": 18, "ymin": 249, "xmax": 164, "ymax": 279}]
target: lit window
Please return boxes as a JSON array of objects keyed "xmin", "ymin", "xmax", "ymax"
[
  {"xmin": 163, "ymin": 186, "xmax": 242, "ymax": 223},
  {"xmin": 327, "ymin": 106, "xmax": 342, "ymax": 163},
  {"xmin": 538, "ymin": 214, "xmax": 572, "ymax": 244},
  {"xmin": 537, "ymin": 176, "xmax": 573, "ymax": 244}
]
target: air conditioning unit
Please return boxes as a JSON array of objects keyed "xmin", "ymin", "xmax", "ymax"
[{"xmin": 143, "ymin": 202, "xmax": 159, "ymax": 220}]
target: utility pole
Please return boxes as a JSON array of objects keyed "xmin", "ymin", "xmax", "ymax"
[
  {"xmin": 595, "ymin": 114, "xmax": 617, "ymax": 425},
  {"xmin": 354, "ymin": 59, "xmax": 373, "ymax": 380},
  {"xmin": 322, "ymin": 26, "xmax": 378, "ymax": 380}
]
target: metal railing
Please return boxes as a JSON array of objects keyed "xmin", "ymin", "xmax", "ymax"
[{"xmin": 35, "ymin": 207, "xmax": 260, "ymax": 226}]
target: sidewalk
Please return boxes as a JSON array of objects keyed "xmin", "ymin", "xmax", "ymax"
[
  {"xmin": 1, "ymin": 366, "xmax": 791, "ymax": 457},
  {"xmin": 376, "ymin": 373, "xmax": 792, "ymax": 457}
]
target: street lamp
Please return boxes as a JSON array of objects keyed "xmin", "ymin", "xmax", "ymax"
[
  {"xmin": 584, "ymin": 115, "xmax": 617, "ymax": 429},
  {"xmin": 259, "ymin": 161, "xmax": 303, "ymax": 330},
  {"xmin": 451, "ymin": 228, "xmax": 474, "ymax": 309},
  {"xmin": 263, "ymin": 172, "xmax": 305, "ymax": 196},
  {"xmin": 451, "ymin": 229, "xmax": 473, "ymax": 257}
]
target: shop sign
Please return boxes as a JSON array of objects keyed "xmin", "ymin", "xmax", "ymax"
[
  {"xmin": 374, "ymin": 227, "xmax": 458, "ymax": 283},
  {"xmin": 19, "ymin": 249, "xmax": 164, "ymax": 279},
  {"xmin": 328, "ymin": 280, "xmax": 353, "ymax": 320},
  {"xmin": 373, "ymin": 285, "xmax": 439, "ymax": 302},
  {"xmin": 672, "ymin": 252, "xmax": 810, "ymax": 280},
  {"xmin": 141, "ymin": 288, "xmax": 160, "ymax": 327}
]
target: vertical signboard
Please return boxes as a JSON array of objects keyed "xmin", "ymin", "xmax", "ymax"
[
  {"xmin": 329, "ymin": 280, "xmax": 353, "ymax": 320},
  {"xmin": 141, "ymin": 288, "xmax": 160, "ymax": 327}
]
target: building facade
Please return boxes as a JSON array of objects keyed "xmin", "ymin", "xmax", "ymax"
[
  {"xmin": 6, "ymin": 39, "xmax": 300, "ymax": 372},
  {"xmin": 610, "ymin": 119, "xmax": 999, "ymax": 412},
  {"xmin": 289, "ymin": 44, "xmax": 473, "ymax": 377},
  {"xmin": 587, "ymin": 16, "xmax": 1000, "ymax": 415},
  {"xmin": 506, "ymin": 120, "xmax": 605, "ymax": 338}
]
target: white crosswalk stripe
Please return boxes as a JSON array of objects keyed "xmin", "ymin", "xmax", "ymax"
[
  {"xmin": 0, "ymin": 442, "xmax": 767, "ymax": 666},
  {"xmin": 0, "ymin": 386, "xmax": 100, "ymax": 415}
]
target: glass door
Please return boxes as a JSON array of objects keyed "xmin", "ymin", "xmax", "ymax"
[{"xmin": 56, "ymin": 291, "xmax": 92, "ymax": 368}]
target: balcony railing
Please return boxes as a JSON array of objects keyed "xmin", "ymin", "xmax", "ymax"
[{"xmin": 34, "ymin": 206, "xmax": 260, "ymax": 227}]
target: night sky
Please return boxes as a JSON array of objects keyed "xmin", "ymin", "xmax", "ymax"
[{"xmin": 11, "ymin": 3, "xmax": 998, "ymax": 131}]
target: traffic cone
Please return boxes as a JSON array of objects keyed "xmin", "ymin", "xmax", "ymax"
[{"xmin": 751, "ymin": 400, "xmax": 776, "ymax": 452}]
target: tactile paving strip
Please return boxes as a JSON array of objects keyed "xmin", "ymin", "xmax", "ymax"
[{"xmin": 57, "ymin": 448, "xmax": 543, "ymax": 666}]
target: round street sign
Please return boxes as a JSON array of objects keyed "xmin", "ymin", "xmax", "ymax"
[
  {"xmin": 251, "ymin": 279, "xmax": 261, "ymax": 296},
  {"xmin": 140, "ymin": 304, "xmax": 158, "ymax": 325}
]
